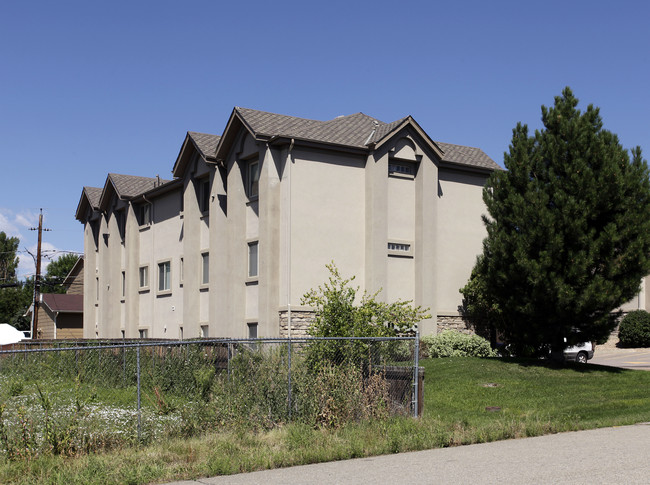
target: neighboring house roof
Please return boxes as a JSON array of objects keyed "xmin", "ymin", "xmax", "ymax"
[
  {"xmin": 62, "ymin": 255, "xmax": 83, "ymax": 289},
  {"xmin": 41, "ymin": 294, "xmax": 83, "ymax": 314}
]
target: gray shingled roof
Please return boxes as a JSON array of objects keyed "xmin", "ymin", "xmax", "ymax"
[
  {"xmin": 234, "ymin": 107, "xmax": 499, "ymax": 171},
  {"xmin": 435, "ymin": 142, "xmax": 500, "ymax": 171},
  {"xmin": 108, "ymin": 173, "xmax": 171, "ymax": 198},
  {"xmin": 83, "ymin": 187, "xmax": 102, "ymax": 209},
  {"xmin": 236, "ymin": 107, "xmax": 405, "ymax": 148},
  {"xmin": 188, "ymin": 132, "xmax": 221, "ymax": 159}
]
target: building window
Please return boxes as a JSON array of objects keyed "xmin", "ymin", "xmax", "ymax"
[
  {"xmin": 121, "ymin": 271, "xmax": 126, "ymax": 298},
  {"xmin": 248, "ymin": 241, "xmax": 258, "ymax": 278},
  {"xmin": 139, "ymin": 266, "xmax": 149, "ymax": 289},
  {"xmin": 201, "ymin": 252, "xmax": 209, "ymax": 285},
  {"xmin": 116, "ymin": 210, "xmax": 126, "ymax": 241},
  {"xmin": 179, "ymin": 257, "xmax": 184, "ymax": 285},
  {"xmin": 179, "ymin": 327, "xmax": 183, "ymax": 340},
  {"xmin": 200, "ymin": 325, "xmax": 209, "ymax": 338},
  {"xmin": 247, "ymin": 160, "xmax": 259, "ymax": 198},
  {"xmin": 388, "ymin": 162, "xmax": 415, "ymax": 176},
  {"xmin": 387, "ymin": 241, "xmax": 414, "ymax": 258},
  {"xmin": 388, "ymin": 242, "xmax": 411, "ymax": 252},
  {"xmin": 200, "ymin": 178, "xmax": 210, "ymax": 213},
  {"xmin": 139, "ymin": 203, "xmax": 152, "ymax": 226},
  {"xmin": 248, "ymin": 322, "xmax": 258, "ymax": 339},
  {"xmin": 121, "ymin": 330, "xmax": 125, "ymax": 339},
  {"xmin": 139, "ymin": 329, "xmax": 148, "ymax": 339},
  {"xmin": 158, "ymin": 261, "xmax": 171, "ymax": 292}
]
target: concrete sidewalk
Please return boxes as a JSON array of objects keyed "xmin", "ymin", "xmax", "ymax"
[{"xmin": 165, "ymin": 423, "xmax": 650, "ymax": 485}]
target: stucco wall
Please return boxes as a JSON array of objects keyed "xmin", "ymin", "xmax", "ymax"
[
  {"xmin": 289, "ymin": 148, "xmax": 366, "ymax": 305},
  {"xmin": 436, "ymin": 168, "xmax": 489, "ymax": 316}
]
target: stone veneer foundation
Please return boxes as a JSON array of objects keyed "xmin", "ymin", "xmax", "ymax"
[
  {"xmin": 436, "ymin": 314, "xmax": 474, "ymax": 335},
  {"xmin": 279, "ymin": 310, "xmax": 314, "ymax": 338},
  {"xmin": 279, "ymin": 311, "xmax": 477, "ymax": 337}
]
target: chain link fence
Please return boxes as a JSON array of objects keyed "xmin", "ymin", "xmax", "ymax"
[{"xmin": 0, "ymin": 337, "xmax": 421, "ymax": 456}]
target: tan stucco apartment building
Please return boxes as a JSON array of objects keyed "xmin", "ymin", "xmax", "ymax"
[{"xmin": 76, "ymin": 107, "xmax": 501, "ymax": 339}]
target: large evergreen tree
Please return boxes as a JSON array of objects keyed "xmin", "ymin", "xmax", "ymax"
[{"xmin": 462, "ymin": 88, "xmax": 650, "ymax": 355}]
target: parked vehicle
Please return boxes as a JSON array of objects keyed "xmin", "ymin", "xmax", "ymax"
[{"xmin": 564, "ymin": 341, "xmax": 594, "ymax": 363}]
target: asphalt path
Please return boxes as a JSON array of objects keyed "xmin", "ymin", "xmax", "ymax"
[
  {"xmin": 166, "ymin": 423, "xmax": 650, "ymax": 485},
  {"xmin": 590, "ymin": 347, "xmax": 650, "ymax": 370}
]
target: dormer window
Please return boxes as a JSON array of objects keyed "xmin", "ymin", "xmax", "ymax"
[
  {"xmin": 115, "ymin": 210, "xmax": 126, "ymax": 241},
  {"xmin": 199, "ymin": 178, "xmax": 210, "ymax": 214},
  {"xmin": 388, "ymin": 162, "xmax": 415, "ymax": 176},
  {"xmin": 247, "ymin": 160, "xmax": 259, "ymax": 198},
  {"xmin": 139, "ymin": 203, "xmax": 152, "ymax": 226}
]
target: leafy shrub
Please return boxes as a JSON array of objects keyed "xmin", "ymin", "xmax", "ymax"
[
  {"xmin": 420, "ymin": 331, "xmax": 497, "ymax": 358},
  {"xmin": 302, "ymin": 263, "xmax": 428, "ymax": 370},
  {"xmin": 618, "ymin": 310, "xmax": 650, "ymax": 347}
]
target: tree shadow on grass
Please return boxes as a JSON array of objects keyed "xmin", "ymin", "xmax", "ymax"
[{"xmin": 498, "ymin": 357, "xmax": 626, "ymax": 374}]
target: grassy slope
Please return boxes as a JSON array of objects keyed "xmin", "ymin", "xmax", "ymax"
[{"xmin": 1, "ymin": 358, "xmax": 649, "ymax": 484}]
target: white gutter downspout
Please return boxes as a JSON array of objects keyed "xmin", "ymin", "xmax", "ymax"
[{"xmin": 287, "ymin": 138, "xmax": 295, "ymax": 339}]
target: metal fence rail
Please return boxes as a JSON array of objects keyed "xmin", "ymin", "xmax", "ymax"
[{"xmin": 0, "ymin": 337, "xmax": 421, "ymax": 449}]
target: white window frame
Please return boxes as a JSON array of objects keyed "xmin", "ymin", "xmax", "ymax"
[
  {"xmin": 121, "ymin": 270, "xmax": 126, "ymax": 299},
  {"xmin": 248, "ymin": 241, "xmax": 259, "ymax": 279},
  {"xmin": 179, "ymin": 257, "xmax": 184, "ymax": 286},
  {"xmin": 201, "ymin": 252, "xmax": 209, "ymax": 286},
  {"xmin": 139, "ymin": 265, "xmax": 149, "ymax": 290},
  {"xmin": 157, "ymin": 260, "xmax": 171, "ymax": 293}
]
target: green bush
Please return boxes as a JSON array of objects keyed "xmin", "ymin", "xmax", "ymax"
[
  {"xmin": 302, "ymin": 263, "xmax": 428, "ymax": 370},
  {"xmin": 618, "ymin": 310, "xmax": 650, "ymax": 348},
  {"xmin": 420, "ymin": 331, "xmax": 497, "ymax": 358}
]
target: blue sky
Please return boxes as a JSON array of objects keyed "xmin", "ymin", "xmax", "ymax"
[{"xmin": 1, "ymin": 0, "xmax": 649, "ymax": 279}]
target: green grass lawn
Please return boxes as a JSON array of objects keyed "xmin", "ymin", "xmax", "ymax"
[{"xmin": 1, "ymin": 357, "xmax": 649, "ymax": 485}]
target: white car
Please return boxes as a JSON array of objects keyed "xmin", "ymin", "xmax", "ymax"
[{"xmin": 564, "ymin": 341, "xmax": 594, "ymax": 363}]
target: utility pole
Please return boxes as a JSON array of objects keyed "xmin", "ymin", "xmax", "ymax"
[{"xmin": 29, "ymin": 209, "xmax": 50, "ymax": 339}]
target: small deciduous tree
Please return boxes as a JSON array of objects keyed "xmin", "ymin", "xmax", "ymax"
[
  {"xmin": 42, "ymin": 253, "xmax": 79, "ymax": 294},
  {"xmin": 302, "ymin": 263, "xmax": 429, "ymax": 368},
  {"xmin": 0, "ymin": 232, "xmax": 19, "ymax": 283},
  {"xmin": 461, "ymin": 87, "xmax": 650, "ymax": 356}
]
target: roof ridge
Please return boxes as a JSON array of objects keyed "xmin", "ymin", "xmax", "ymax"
[{"xmin": 235, "ymin": 107, "xmax": 323, "ymax": 125}]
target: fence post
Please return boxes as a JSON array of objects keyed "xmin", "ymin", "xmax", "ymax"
[
  {"xmin": 122, "ymin": 344, "xmax": 126, "ymax": 387},
  {"xmin": 413, "ymin": 330, "xmax": 420, "ymax": 418},
  {"xmin": 227, "ymin": 342, "xmax": 232, "ymax": 381},
  {"xmin": 137, "ymin": 344, "xmax": 141, "ymax": 442},
  {"xmin": 287, "ymin": 338, "xmax": 292, "ymax": 421}
]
